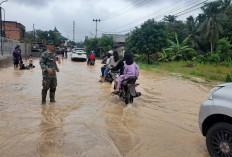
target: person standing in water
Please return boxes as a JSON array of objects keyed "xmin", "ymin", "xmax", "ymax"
[{"xmin": 40, "ymin": 44, "xmax": 60, "ymax": 104}]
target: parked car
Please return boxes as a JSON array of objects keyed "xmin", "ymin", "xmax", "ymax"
[
  {"xmin": 199, "ymin": 83, "xmax": 232, "ymax": 157},
  {"xmin": 71, "ymin": 49, "xmax": 87, "ymax": 61}
]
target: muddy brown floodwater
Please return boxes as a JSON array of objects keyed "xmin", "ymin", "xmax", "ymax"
[{"xmin": 0, "ymin": 56, "xmax": 210, "ymax": 157}]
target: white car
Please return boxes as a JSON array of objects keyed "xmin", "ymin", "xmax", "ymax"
[
  {"xmin": 71, "ymin": 49, "xmax": 87, "ymax": 61},
  {"xmin": 199, "ymin": 83, "xmax": 232, "ymax": 157}
]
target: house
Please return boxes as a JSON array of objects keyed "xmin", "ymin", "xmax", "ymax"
[
  {"xmin": 102, "ymin": 33, "xmax": 130, "ymax": 56},
  {"xmin": 2, "ymin": 21, "xmax": 25, "ymax": 40}
]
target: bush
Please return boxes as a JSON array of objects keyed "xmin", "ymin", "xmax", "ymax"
[
  {"xmin": 183, "ymin": 50, "xmax": 198, "ymax": 61},
  {"xmin": 220, "ymin": 61, "xmax": 232, "ymax": 67},
  {"xmin": 196, "ymin": 55, "xmax": 205, "ymax": 63},
  {"xmin": 136, "ymin": 54, "xmax": 157, "ymax": 63},
  {"xmin": 226, "ymin": 73, "xmax": 232, "ymax": 82},
  {"xmin": 216, "ymin": 38, "xmax": 232, "ymax": 62},
  {"xmin": 207, "ymin": 54, "xmax": 221, "ymax": 64},
  {"xmin": 135, "ymin": 54, "xmax": 147, "ymax": 63}
]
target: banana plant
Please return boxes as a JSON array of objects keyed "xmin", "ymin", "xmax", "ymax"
[{"xmin": 164, "ymin": 33, "xmax": 193, "ymax": 61}]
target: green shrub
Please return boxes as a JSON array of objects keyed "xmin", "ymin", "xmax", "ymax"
[
  {"xmin": 216, "ymin": 38, "xmax": 232, "ymax": 62},
  {"xmin": 220, "ymin": 61, "xmax": 232, "ymax": 67},
  {"xmin": 136, "ymin": 54, "xmax": 157, "ymax": 63},
  {"xmin": 226, "ymin": 73, "xmax": 232, "ymax": 82},
  {"xmin": 183, "ymin": 50, "xmax": 198, "ymax": 61},
  {"xmin": 196, "ymin": 55, "xmax": 205, "ymax": 63},
  {"xmin": 207, "ymin": 54, "xmax": 221, "ymax": 64}
]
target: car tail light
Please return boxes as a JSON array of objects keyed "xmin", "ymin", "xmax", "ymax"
[{"xmin": 72, "ymin": 52, "xmax": 76, "ymax": 54}]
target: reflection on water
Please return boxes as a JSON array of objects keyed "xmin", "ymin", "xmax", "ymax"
[
  {"xmin": 0, "ymin": 58, "xmax": 210, "ymax": 157},
  {"xmin": 37, "ymin": 104, "xmax": 64, "ymax": 157}
]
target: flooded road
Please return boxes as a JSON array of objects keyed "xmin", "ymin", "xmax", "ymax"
[{"xmin": 0, "ymin": 56, "xmax": 210, "ymax": 157}]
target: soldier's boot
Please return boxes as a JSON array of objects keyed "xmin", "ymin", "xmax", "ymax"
[
  {"xmin": 41, "ymin": 90, "xmax": 47, "ymax": 105},
  {"xmin": 50, "ymin": 88, "xmax": 56, "ymax": 103}
]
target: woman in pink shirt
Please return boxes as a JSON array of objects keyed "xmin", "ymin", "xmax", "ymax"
[{"xmin": 114, "ymin": 52, "xmax": 139, "ymax": 92}]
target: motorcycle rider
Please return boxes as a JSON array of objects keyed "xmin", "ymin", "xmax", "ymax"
[
  {"xmin": 100, "ymin": 52, "xmax": 112, "ymax": 78},
  {"xmin": 100, "ymin": 50, "xmax": 119, "ymax": 82},
  {"xmin": 87, "ymin": 51, "xmax": 95, "ymax": 65},
  {"xmin": 113, "ymin": 51, "xmax": 139, "ymax": 92},
  {"xmin": 110, "ymin": 59, "xmax": 125, "ymax": 89}
]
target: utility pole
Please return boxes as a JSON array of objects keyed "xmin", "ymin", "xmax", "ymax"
[
  {"xmin": 93, "ymin": 19, "xmax": 100, "ymax": 38},
  {"xmin": 0, "ymin": 7, "xmax": 2, "ymax": 56},
  {"xmin": 0, "ymin": 0, "xmax": 8, "ymax": 56},
  {"xmin": 33, "ymin": 24, "xmax": 35, "ymax": 47},
  {"xmin": 73, "ymin": 20, "xmax": 75, "ymax": 42}
]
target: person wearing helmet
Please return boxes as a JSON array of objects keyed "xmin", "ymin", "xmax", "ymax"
[
  {"xmin": 87, "ymin": 51, "xmax": 95, "ymax": 65},
  {"xmin": 100, "ymin": 50, "xmax": 119, "ymax": 82}
]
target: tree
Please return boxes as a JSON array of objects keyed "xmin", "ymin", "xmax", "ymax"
[
  {"xmin": 163, "ymin": 15, "xmax": 177, "ymax": 23},
  {"xmin": 98, "ymin": 36, "xmax": 115, "ymax": 53},
  {"xmin": 126, "ymin": 19, "xmax": 167, "ymax": 63},
  {"xmin": 216, "ymin": 38, "xmax": 232, "ymax": 61},
  {"xmin": 221, "ymin": 0, "xmax": 231, "ymax": 9},
  {"xmin": 222, "ymin": 5, "xmax": 232, "ymax": 44},
  {"xmin": 165, "ymin": 20, "xmax": 189, "ymax": 43},
  {"xmin": 84, "ymin": 38, "xmax": 99, "ymax": 56},
  {"xmin": 199, "ymin": 1, "xmax": 224, "ymax": 53},
  {"xmin": 20, "ymin": 31, "xmax": 34, "ymax": 43}
]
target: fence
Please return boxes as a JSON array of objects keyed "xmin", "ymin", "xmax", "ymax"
[{"xmin": 0, "ymin": 37, "xmax": 31, "ymax": 57}]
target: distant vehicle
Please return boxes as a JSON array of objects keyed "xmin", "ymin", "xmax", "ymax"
[
  {"xmin": 71, "ymin": 49, "xmax": 87, "ymax": 61},
  {"xmin": 199, "ymin": 83, "xmax": 232, "ymax": 157},
  {"xmin": 67, "ymin": 48, "xmax": 72, "ymax": 52}
]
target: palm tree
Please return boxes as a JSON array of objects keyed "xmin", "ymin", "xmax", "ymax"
[
  {"xmin": 187, "ymin": 16, "xmax": 201, "ymax": 49},
  {"xmin": 163, "ymin": 15, "xmax": 177, "ymax": 23},
  {"xmin": 199, "ymin": 1, "xmax": 223, "ymax": 53},
  {"xmin": 221, "ymin": 0, "xmax": 231, "ymax": 9}
]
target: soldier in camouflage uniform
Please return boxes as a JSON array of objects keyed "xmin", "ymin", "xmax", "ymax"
[{"xmin": 40, "ymin": 45, "xmax": 60, "ymax": 104}]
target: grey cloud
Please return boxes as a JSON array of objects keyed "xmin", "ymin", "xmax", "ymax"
[{"xmin": 9, "ymin": 0, "xmax": 54, "ymax": 7}]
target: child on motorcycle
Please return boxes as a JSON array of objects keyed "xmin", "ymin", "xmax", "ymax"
[{"xmin": 114, "ymin": 51, "xmax": 139, "ymax": 92}]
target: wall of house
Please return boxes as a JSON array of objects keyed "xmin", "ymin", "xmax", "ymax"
[
  {"xmin": 3, "ymin": 22, "xmax": 25, "ymax": 40},
  {"xmin": 1, "ymin": 37, "xmax": 31, "ymax": 57},
  {"xmin": 114, "ymin": 46, "xmax": 125, "ymax": 57}
]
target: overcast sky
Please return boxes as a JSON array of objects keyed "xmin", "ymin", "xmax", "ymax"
[{"xmin": 3, "ymin": 0, "xmax": 214, "ymax": 42}]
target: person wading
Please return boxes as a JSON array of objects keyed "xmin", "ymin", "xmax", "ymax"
[{"xmin": 40, "ymin": 44, "xmax": 60, "ymax": 104}]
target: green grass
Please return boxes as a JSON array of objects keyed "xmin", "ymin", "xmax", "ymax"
[{"xmin": 139, "ymin": 61, "xmax": 232, "ymax": 83}]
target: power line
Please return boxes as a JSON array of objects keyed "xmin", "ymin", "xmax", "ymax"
[
  {"xmin": 101, "ymin": 0, "xmax": 142, "ymax": 20},
  {"xmin": 101, "ymin": 0, "xmax": 152, "ymax": 21},
  {"xmin": 102, "ymin": 0, "xmax": 153, "ymax": 21},
  {"xmin": 102, "ymin": 0, "xmax": 207, "ymax": 34},
  {"xmin": 73, "ymin": 20, "xmax": 75, "ymax": 42},
  {"xmin": 100, "ymin": 0, "xmax": 187, "ymax": 32}
]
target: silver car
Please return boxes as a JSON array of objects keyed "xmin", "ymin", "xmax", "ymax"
[{"xmin": 199, "ymin": 83, "xmax": 232, "ymax": 157}]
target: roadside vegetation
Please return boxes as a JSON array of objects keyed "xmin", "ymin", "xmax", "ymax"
[
  {"xmin": 139, "ymin": 62, "xmax": 232, "ymax": 83},
  {"xmin": 125, "ymin": 0, "xmax": 232, "ymax": 83}
]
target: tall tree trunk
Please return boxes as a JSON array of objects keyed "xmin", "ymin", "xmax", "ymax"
[
  {"xmin": 147, "ymin": 53, "xmax": 150, "ymax": 64},
  {"xmin": 211, "ymin": 42, "xmax": 213, "ymax": 54}
]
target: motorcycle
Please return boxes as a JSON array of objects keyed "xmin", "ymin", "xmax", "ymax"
[
  {"xmin": 115, "ymin": 77, "xmax": 141, "ymax": 105},
  {"xmin": 105, "ymin": 70, "xmax": 120, "ymax": 84},
  {"xmin": 87, "ymin": 59, "xmax": 95, "ymax": 66}
]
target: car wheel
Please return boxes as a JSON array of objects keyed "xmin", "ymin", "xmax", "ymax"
[{"xmin": 206, "ymin": 122, "xmax": 232, "ymax": 157}]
